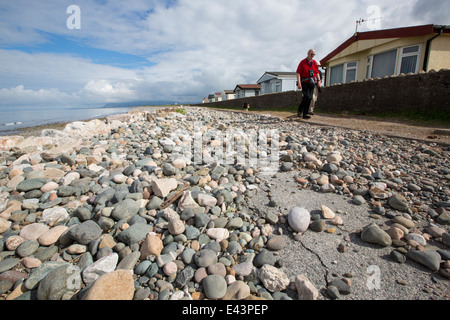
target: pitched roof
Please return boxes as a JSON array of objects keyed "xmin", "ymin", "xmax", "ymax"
[
  {"xmin": 320, "ymin": 24, "xmax": 449, "ymax": 65},
  {"xmin": 257, "ymin": 71, "xmax": 297, "ymax": 84},
  {"xmin": 234, "ymin": 84, "xmax": 261, "ymax": 91},
  {"xmin": 264, "ymin": 71, "xmax": 297, "ymax": 76}
]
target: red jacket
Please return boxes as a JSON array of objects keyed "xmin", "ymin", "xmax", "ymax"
[{"xmin": 296, "ymin": 58, "xmax": 319, "ymax": 82}]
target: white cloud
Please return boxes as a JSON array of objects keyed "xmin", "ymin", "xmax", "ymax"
[
  {"xmin": 0, "ymin": 49, "xmax": 144, "ymax": 105},
  {"xmin": 0, "ymin": 85, "xmax": 74, "ymax": 106},
  {"xmin": 79, "ymin": 79, "xmax": 137, "ymax": 103},
  {"xmin": 0, "ymin": 49, "xmax": 139, "ymax": 90},
  {"xmin": 0, "ymin": 0, "xmax": 448, "ymax": 106}
]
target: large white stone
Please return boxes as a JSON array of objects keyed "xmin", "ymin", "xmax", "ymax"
[
  {"xmin": 62, "ymin": 172, "xmax": 81, "ymax": 186},
  {"xmin": 257, "ymin": 264, "xmax": 289, "ymax": 292},
  {"xmin": 63, "ymin": 119, "xmax": 114, "ymax": 139},
  {"xmin": 178, "ymin": 191, "xmax": 199, "ymax": 211},
  {"xmin": 0, "ymin": 136, "xmax": 25, "ymax": 152},
  {"xmin": 41, "ymin": 207, "xmax": 69, "ymax": 224},
  {"xmin": 197, "ymin": 193, "xmax": 217, "ymax": 207},
  {"xmin": 172, "ymin": 158, "xmax": 186, "ymax": 169},
  {"xmin": 295, "ymin": 274, "xmax": 319, "ymax": 300},
  {"xmin": 168, "ymin": 218, "xmax": 185, "ymax": 236},
  {"xmin": 40, "ymin": 145, "xmax": 76, "ymax": 161},
  {"xmin": 151, "ymin": 178, "xmax": 178, "ymax": 198},
  {"xmin": 82, "ymin": 253, "xmax": 119, "ymax": 285},
  {"xmin": 321, "ymin": 205, "xmax": 335, "ymax": 219},
  {"xmin": 288, "ymin": 207, "xmax": 311, "ymax": 233},
  {"xmin": 326, "ymin": 152, "xmax": 342, "ymax": 163},
  {"xmin": 206, "ymin": 228, "xmax": 230, "ymax": 242}
]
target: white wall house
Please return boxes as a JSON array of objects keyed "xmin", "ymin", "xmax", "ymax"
[
  {"xmin": 257, "ymin": 71, "xmax": 298, "ymax": 94},
  {"xmin": 233, "ymin": 84, "xmax": 261, "ymax": 99},
  {"xmin": 222, "ymin": 90, "xmax": 235, "ymax": 101},
  {"xmin": 214, "ymin": 92, "xmax": 223, "ymax": 102},
  {"xmin": 320, "ymin": 24, "xmax": 450, "ymax": 85}
]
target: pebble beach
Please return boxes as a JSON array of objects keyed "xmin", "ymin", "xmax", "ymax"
[{"xmin": 0, "ymin": 106, "xmax": 449, "ymax": 301}]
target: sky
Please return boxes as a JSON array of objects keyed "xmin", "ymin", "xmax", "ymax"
[{"xmin": 0, "ymin": 0, "xmax": 449, "ymax": 108}]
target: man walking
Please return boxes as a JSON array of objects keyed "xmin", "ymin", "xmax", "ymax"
[{"xmin": 296, "ymin": 49, "xmax": 321, "ymax": 119}]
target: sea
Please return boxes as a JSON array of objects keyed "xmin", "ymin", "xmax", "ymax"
[{"xmin": 0, "ymin": 105, "xmax": 138, "ymax": 136}]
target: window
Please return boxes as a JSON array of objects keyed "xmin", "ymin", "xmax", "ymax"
[
  {"xmin": 398, "ymin": 45, "xmax": 421, "ymax": 74},
  {"xmin": 345, "ymin": 62, "xmax": 358, "ymax": 83},
  {"xmin": 261, "ymin": 83, "xmax": 267, "ymax": 94},
  {"xmin": 270, "ymin": 81, "xmax": 275, "ymax": 93},
  {"xmin": 371, "ymin": 49, "xmax": 398, "ymax": 78},
  {"xmin": 365, "ymin": 45, "xmax": 421, "ymax": 79},
  {"xmin": 366, "ymin": 56, "xmax": 372, "ymax": 79},
  {"xmin": 329, "ymin": 64, "xmax": 344, "ymax": 85},
  {"xmin": 329, "ymin": 61, "xmax": 357, "ymax": 85},
  {"xmin": 275, "ymin": 81, "xmax": 281, "ymax": 93}
]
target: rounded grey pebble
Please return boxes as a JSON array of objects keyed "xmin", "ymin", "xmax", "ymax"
[
  {"xmin": 194, "ymin": 249, "xmax": 218, "ymax": 268},
  {"xmin": 352, "ymin": 195, "xmax": 366, "ymax": 205},
  {"xmin": 37, "ymin": 264, "xmax": 81, "ymax": 300},
  {"xmin": 16, "ymin": 240, "xmax": 40, "ymax": 258},
  {"xmin": 327, "ymin": 285, "xmax": 341, "ymax": 299},
  {"xmin": 202, "ymin": 275, "xmax": 227, "ymax": 299},
  {"xmin": 391, "ymin": 250, "xmax": 407, "ymax": 264}
]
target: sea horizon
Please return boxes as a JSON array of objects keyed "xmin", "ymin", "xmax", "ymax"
[
  {"xmin": 0, "ymin": 105, "xmax": 134, "ymax": 136},
  {"xmin": 0, "ymin": 104, "xmax": 175, "ymax": 136}
]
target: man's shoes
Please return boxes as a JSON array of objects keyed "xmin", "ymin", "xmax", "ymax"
[
  {"xmin": 309, "ymin": 112, "xmax": 315, "ymax": 115},
  {"xmin": 302, "ymin": 115, "xmax": 311, "ymax": 119}
]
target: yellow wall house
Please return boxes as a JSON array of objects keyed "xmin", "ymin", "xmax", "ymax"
[{"xmin": 320, "ymin": 24, "xmax": 450, "ymax": 86}]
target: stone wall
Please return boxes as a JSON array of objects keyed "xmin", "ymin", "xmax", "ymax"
[
  {"xmin": 315, "ymin": 69, "xmax": 450, "ymax": 114},
  {"xmin": 194, "ymin": 90, "xmax": 302, "ymax": 111},
  {"xmin": 195, "ymin": 69, "xmax": 450, "ymax": 114}
]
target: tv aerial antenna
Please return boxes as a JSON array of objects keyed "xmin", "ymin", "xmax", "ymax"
[{"xmin": 355, "ymin": 17, "xmax": 382, "ymax": 33}]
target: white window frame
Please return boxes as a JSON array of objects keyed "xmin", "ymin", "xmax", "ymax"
[
  {"xmin": 344, "ymin": 61, "xmax": 358, "ymax": 83},
  {"xmin": 328, "ymin": 63, "xmax": 343, "ymax": 85},
  {"xmin": 365, "ymin": 44, "xmax": 422, "ymax": 79},
  {"xmin": 327, "ymin": 61, "xmax": 358, "ymax": 85},
  {"xmin": 270, "ymin": 80, "xmax": 275, "ymax": 93},
  {"xmin": 275, "ymin": 80, "xmax": 282, "ymax": 92},
  {"xmin": 366, "ymin": 55, "xmax": 373, "ymax": 79},
  {"xmin": 396, "ymin": 44, "xmax": 422, "ymax": 75},
  {"xmin": 371, "ymin": 48, "xmax": 398, "ymax": 78},
  {"xmin": 261, "ymin": 83, "xmax": 267, "ymax": 94}
]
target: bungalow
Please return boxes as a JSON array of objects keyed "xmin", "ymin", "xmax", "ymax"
[
  {"xmin": 214, "ymin": 92, "xmax": 223, "ymax": 102},
  {"xmin": 233, "ymin": 84, "xmax": 261, "ymax": 99},
  {"xmin": 257, "ymin": 71, "xmax": 298, "ymax": 94},
  {"xmin": 222, "ymin": 90, "xmax": 235, "ymax": 101},
  {"xmin": 320, "ymin": 24, "xmax": 450, "ymax": 85}
]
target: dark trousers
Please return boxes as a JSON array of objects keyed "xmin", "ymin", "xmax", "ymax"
[{"xmin": 298, "ymin": 82, "xmax": 315, "ymax": 116}]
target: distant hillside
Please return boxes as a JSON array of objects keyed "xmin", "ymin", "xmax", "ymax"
[{"xmin": 102, "ymin": 100, "xmax": 181, "ymax": 108}]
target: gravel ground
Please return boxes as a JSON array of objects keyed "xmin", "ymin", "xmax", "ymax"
[
  {"xmin": 1, "ymin": 106, "xmax": 448, "ymax": 301},
  {"xmin": 217, "ymin": 108, "xmax": 450, "ymax": 146},
  {"xmin": 7, "ymin": 106, "xmax": 450, "ymax": 145},
  {"xmin": 249, "ymin": 171, "xmax": 449, "ymax": 300}
]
